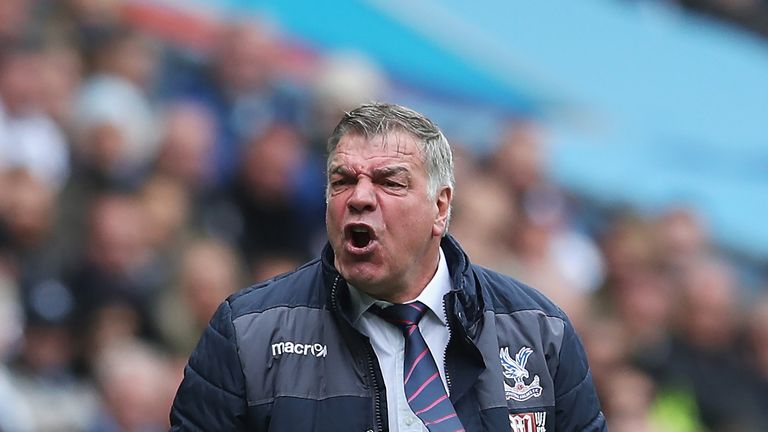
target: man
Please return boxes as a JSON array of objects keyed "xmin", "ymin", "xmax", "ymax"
[{"xmin": 170, "ymin": 103, "xmax": 606, "ymax": 431}]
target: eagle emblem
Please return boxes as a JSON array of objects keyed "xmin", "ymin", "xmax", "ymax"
[{"xmin": 500, "ymin": 347, "xmax": 543, "ymax": 402}]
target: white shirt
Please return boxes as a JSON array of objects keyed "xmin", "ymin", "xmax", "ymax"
[{"xmin": 348, "ymin": 248, "xmax": 452, "ymax": 432}]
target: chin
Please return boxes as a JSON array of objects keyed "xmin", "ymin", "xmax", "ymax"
[
  {"xmin": 339, "ymin": 262, "xmax": 385, "ymax": 290},
  {"xmin": 341, "ymin": 265, "xmax": 379, "ymax": 284}
]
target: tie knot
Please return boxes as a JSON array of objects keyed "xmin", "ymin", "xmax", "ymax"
[{"xmin": 370, "ymin": 301, "xmax": 428, "ymax": 331}]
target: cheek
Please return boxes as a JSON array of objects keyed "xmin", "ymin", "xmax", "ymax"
[
  {"xmin": 384, "ymin": 202, "xmax": 433, "ymax": 233},
  {"xmin": 324, "ymin": 202, "xmax": 337, "ymax": 225},
  {"xmin": 325, "ymin": 199, "xmax": 346, "ymax": 233},
  {"xmin": 326, "ymin": 195, "xmax": 342, "ymax": 216}
]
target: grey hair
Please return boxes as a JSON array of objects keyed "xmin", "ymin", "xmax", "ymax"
[
  {"xmin": 326, "ymin": 103, "xmax": 455, "ymax": 234},
  {"xmin": 327, "ymin": 103, "xmax": 455, "ymax": 196}
]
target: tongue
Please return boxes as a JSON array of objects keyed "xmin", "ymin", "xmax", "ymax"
[{"xmin": 351, "ymin": 231, "xmax": 370, "ymax": 248}]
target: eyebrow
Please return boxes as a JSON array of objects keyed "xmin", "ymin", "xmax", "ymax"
[
  {"xmin": 328, "ymin": 165, "xmax": 353, "ymax": 176},
  {"xmin": 328, "ymin": 165, "xmax": 410, "ymax": 178},
  {"xmin": 372, "ymin": 166, "xmax": 409, "ymax": 178}
]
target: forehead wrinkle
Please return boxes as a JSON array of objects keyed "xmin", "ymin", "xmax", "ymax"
[
  {"xmin": 328, "ymin": 131, "xmax": 423, "ymax": 178},
  {"xmin": 331, "ymin": 149, "xmax": 418, "ymax": 168},
  {"xmin": 374, "ymin": 131, "xmax": 419, "ymax": 157},
  {"xmin": 335, "ymin": 130, "xmax": 421, "ymax": 157}
]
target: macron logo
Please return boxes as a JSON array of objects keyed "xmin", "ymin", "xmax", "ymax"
[{"xmin": 271, "ymin": 341, "xmax": 328, "ymax": 358}]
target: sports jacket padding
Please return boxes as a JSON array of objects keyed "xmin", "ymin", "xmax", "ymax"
[{"xmin": 170, "ymin": 236, "xmax": 607, "ymax": 431}]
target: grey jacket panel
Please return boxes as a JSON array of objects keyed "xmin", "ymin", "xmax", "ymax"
[
  {"xmin": 472, "ymin": 310, "xmax": 509, "ymax": 411},
  {"xmin": 233, "ymin": 306, "xmax": 368, "ymax": 406},
  {"xmin": 494, "ymin": 309, "xmax": 566, "ymax": 410}
]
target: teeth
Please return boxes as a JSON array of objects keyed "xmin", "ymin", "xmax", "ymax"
[{"xmin": 351, "ymin": 227, "xmax": 369, "ymax": 233}]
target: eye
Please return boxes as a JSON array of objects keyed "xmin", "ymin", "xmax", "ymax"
[
  {"xmin": 383, "ymin": 180, "xmax": 405, "ymax": 189},
  {"xmin": 330, "ymin": 174, "xmax": 353, "ymax": 187}
]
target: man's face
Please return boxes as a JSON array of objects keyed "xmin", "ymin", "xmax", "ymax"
[{"xmin": 326, "ymin": 131, "xmax": 451, "ymax": 302}]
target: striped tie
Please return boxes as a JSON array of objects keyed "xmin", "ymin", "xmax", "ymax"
[{"xmin": 371, "ymin": 301, "xmax": 465, "ymax": 432}]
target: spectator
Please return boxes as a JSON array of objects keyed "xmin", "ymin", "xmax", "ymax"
[
  {"xmin": 658, "ymin": 256, "xmax": 762, "ymax": 430},
  {"xmin": 225, "ymin": 122, "xmax": 324, "ymax": 261},
  {"xmin": 154, "ymin": 237, "xmax": 242, "ymax": 355},
  {"xmin": 613, "ymin": 268, "xmax": 676, "ymax": 371},
  {"xmin": 600, "ymin": 367, "xmax": 657, "ymax": 432},
  {"xmin": 598, "ymin": 212, "xmax": 660, "ymax": 293},
  {"xmin": 37, "ymin": 43, "xmax": 83, "ymax": 130},
  {"xmin": 307, "ymin": 51, "xmax": 388, "ymax": 148},
  {"xmin": 655, "ymin": 207, "xmax": 711, "ymax": 270},
  {"xmin": 450, "ymin": 174, "xmax": 518, "ymax": 267},
  {"xmin": 168, "ymin": 20, "xmax": 309, "ymax": 186},
  {"xmin": 0, "ymin": 169, "xmax": 59, "ymax": 274},
  {"xmin": 136, "ymin": 175, "xmax": 192, "ymax": 268},
  {"xmin": 71, "ymin": 27, "xmax": 158, "ymax": 184},
  {"xmin": 152, "ymin": 102, "xmax": 217, "ymax": 193},
  {"xmin": 519, "ymin": 183, "xmax": 605, "ymax": 294},
  {"xmin": 87, "ymin": 340, "xmax": 177, "ymax": 432},
  {"xmin": 489, "ymin": 119, "xmax": 547, "ymax": 200},
  {"xmin": 0, "ymin": 45, "xmax": 70, "ymax": 192},
  {"xmin": 582, "ymin": 318, "xmax": 630, "ymax": 397},
  {"xmin": 65, "ymin": 193, "xmax": 159, "ymax": 351},
  {"xmin": 7, "ymin": 279, "xmax": 98, "ymax": 432}
]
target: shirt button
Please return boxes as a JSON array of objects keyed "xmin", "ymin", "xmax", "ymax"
[{"xmin": 405, "ymin": 416, "xmax": 414, "ymax": 426}]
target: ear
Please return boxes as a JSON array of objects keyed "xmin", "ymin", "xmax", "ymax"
[{"xmin": 432, "ymin": 187, "xmax": 453, "ymax": 237}]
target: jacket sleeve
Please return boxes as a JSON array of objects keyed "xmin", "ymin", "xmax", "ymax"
[
  {"xmin": 553, "ymin": 321, "xmax": 607, "ymax": 431},
  {"xmin": 170, "ymin": 300, "xmax": 249, "ymax": 431}
]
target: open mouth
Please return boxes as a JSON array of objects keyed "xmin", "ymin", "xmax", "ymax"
[{"xmin": 346, "ymin": 224, "xmax": 375, "ymax": 250}]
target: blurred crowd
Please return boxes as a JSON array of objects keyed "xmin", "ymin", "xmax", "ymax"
[{"xmin": 0, "ymin": 1, "xmax": 766, "ymax": 431}]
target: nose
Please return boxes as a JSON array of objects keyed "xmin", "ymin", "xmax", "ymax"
[{"xmin": 347, "ymin": 178, "xmax": 377, "ymax": 213}]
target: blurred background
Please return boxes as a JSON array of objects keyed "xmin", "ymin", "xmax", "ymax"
[{"xmin": 0, "ymin": 0, "xmax": 766, "ymax": 431}]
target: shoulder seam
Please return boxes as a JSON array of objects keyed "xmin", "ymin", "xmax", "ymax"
[
  {"xmin": 492, "ymin": 308, "xmax": 567, "ymax": 324},
  {"xmin": 247, "ymin": 392, "xmax": 370, "ymax": 407},
  {"xmin": 186, "ymin": 361, "xmax": 243, "ymax": 399},
  {"xmin": 231, "ymin": 303, "xmax": 329, "ymax": 321}
]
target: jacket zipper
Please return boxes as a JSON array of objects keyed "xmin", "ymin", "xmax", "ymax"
[
  {"xmin": 442, "ymin": 295, "xmax": 453, "ymax": 395},
  {"xmin": 366, "ymin": 346, "xmax": 384, "ymax": 432},
  {"xmin": 330, "ymin": 275, "xmax": 385, "ymax": 432}
]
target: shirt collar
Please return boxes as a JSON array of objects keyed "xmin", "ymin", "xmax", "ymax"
[{"xmin": 348, "ymin": 247, "xmax": 451, "ymax": 326}]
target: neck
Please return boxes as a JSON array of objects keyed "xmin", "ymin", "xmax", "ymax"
[{"xmin": 372, "ymin": 245, "xmax": 441, "ymax": 304}]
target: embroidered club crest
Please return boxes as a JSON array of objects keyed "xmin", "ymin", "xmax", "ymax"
[{"xmin": 500, "ymin": 347, "xmax": 543, "ymax": 402}]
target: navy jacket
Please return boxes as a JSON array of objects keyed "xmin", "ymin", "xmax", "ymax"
[{"xmin": 170, "ymin": 236, "xmax": 606, "ymax": 431}]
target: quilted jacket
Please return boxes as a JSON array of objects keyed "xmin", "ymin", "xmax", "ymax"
[{"xmin": 170, "ymin": 235, "xmax": 606, "ymax": 431}]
